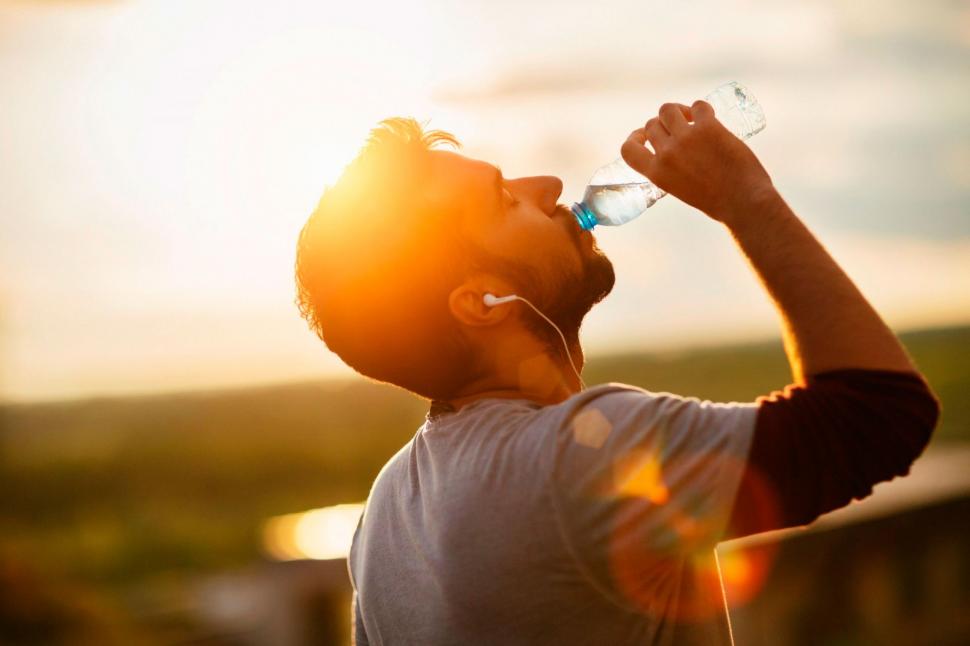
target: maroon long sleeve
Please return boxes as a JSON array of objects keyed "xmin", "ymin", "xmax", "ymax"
[{"xmin": 724, "ymin": 369, "xmax": 941, "ymax": 541}]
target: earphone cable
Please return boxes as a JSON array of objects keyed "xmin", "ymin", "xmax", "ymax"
[{"xmin": 510, "ymin": 295, "xmax": 586, "ymax": 391}]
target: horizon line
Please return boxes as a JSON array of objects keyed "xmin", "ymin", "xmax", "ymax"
[{"xmin": 3, "ymin": 321, "xmax": 965, "ymax": 409}]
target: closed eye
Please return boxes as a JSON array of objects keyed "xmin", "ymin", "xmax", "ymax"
[
  {"xmin": 493, "ymin": 168, "xmax": 519, "ymax": 213},
  {"xmin": 503, "ymin": 187, "xmax": 519, "ymax": 208}
]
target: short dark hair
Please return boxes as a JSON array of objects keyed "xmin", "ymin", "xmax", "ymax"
[{"xmin": 295, "ymin": 118, "xmax": 482, "ymax": 400}]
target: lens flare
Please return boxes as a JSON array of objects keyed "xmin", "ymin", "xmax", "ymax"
[{"xmin": 262, "ymin": 503, "xmax": 365, "ymax": 561}]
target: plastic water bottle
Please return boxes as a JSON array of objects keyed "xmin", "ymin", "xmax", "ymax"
[{"xmin": 571, "ymin": 81, "xmax": 767, "ymax": 230}]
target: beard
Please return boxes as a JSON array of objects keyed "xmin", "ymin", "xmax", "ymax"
[
  {"xmin": 474, "ymin": 206, "xmax": 616, "ymax": 353},
  {"xmin": 537, "ymin": 218, "xmax": 616, "ymax": 348}
]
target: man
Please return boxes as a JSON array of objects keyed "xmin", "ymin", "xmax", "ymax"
[{"xmin": 295, "ymin": 101, "xmax": 940, "ymax": 645}]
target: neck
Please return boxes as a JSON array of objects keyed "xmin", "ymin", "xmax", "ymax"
[{"xmin": 444, "ymin": 339, "xmax": 585, "ymax": 411}]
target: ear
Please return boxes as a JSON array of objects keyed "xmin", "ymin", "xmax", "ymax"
[{"xmin": 448, "ymin": 279, "xmax": 514, "ymax": 327}]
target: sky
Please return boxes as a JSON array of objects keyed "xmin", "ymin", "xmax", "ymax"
[{"xmin": 1, "ymin": 0, "xmax": 968, "ymax": 402}]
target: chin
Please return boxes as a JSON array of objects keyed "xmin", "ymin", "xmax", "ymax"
[
  {"xmin": 556, "ymin": 250, "xmax": 615, "ymax": 331},
  {"xmin": 584, "ymin": 251, "xmax": 616, "ymax": 306}
]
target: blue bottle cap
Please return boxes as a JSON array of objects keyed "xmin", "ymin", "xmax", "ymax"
[{"xmin": 571, "ymin": 203, "xmax": 597, "ymax": 230}]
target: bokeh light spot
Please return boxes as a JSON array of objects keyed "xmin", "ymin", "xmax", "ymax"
[
  {"xmin": 262, "ymin": 503, "xmax": 365, "ymax": 561},
  {"xmin": 572, "ymin": 407, "xmax": 613, "ymax": 449},
  {"xmin": 613, "ymin": 448, "xmax": 670, "ymax": 505}
]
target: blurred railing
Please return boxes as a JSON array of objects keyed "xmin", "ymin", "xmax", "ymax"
[{"xmin": 192, "ymin": 447, "xmax": 970, "ymax": 645}]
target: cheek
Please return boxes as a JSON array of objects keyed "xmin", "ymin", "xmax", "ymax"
[
  {"xmin": 479, "ymin": 213, "xmax": 547, "ymax": 256},
  {"xmin": 530, "ymin": 226, "xmax": 586, "ymax": 288},
  {"xmin": 522, "ymin": 220, "xmax": 574, "ymax": 264},
  {"xmin": 477, "ymin": 207, "xmax": 580, "ymax": 273}
]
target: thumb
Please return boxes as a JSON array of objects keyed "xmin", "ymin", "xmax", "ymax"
[{"xmin": 621, "ymin": 128, "xmax": 654, "ymax": 173}]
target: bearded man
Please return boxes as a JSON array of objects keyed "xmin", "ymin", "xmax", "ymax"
[{"xmin": 295, "ymin": 102, "xmax": 939, "ymax": 645}]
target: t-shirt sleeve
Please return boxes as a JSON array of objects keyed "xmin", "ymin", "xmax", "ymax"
[
  {"xmin": 723, "ymin": 368, "xmax": 940, "ymax": 540},
  {"xmin": 549, "ymin": 386, "xmax": 757, "ymax": 610}
]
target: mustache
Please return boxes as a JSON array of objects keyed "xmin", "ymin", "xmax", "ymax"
[{"xmin": 554, "ymin": 204, "xmax": 582, "ymax": 243}]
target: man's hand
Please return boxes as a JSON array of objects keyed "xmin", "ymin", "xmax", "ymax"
[
  {"xmin": 622, "ymin": 99, "xmax": 919, "ymax": 383},
  {"xmin": 620, "ymin": 100, "xmax": 774, "ymax": 225}
]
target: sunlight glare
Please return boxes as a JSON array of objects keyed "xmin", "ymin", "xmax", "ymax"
[
  {"xmin": 613, "ymin": 448, "xmax": 670, "ymax": 505},
  {"xmin": 263, "ymin": 503, "xmax": 365, "ymax": 561}
]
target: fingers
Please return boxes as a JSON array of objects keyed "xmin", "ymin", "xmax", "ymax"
[
  {"xmin": 658, "ymin": 102, "xmax": 691, "ymax": 135},
  {"xmin": 621, "ymin": 128, "xmax": 654, "ymax": 172},
  {"xmin": 624, "ymin": 98, "xmax": 715, "ymax": 172},
  {"xmin": 644, "ymin": 117, "xmax": 670, "ymax": 153},
  {"xmin": 691, "ymin": 99, "xmax": 714, "ymax": 123}
]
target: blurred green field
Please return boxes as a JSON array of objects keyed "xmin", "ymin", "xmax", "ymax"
[{"xmin": 0, "ymin": 325, "xmax": 967, "ymax": 636}]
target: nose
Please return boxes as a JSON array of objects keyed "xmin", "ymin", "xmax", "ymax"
[{"xmin": 508, "ymin": 176, "xmax": 563, "ymax": 215}]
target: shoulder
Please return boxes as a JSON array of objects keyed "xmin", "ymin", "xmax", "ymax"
[
  {"xmin": 547, "ymin": 384, "xmax": 761, "ymax": 558},
  {"xmin": 546, "ymin": 382, "xmax": 758, "ymax": 448},
  {"xmin": 546, "ymin": 383, "xmax": 759, "ymax": 508},
  {"xmin": 364, "ymin": 434, "xmax": 415, "ymax": 503}
]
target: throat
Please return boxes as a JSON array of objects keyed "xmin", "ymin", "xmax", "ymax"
[{"xmin": 444, "ymin": 356, "xmax": 579, "ymax": 412}]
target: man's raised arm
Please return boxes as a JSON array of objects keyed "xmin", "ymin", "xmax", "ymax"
[
  {"xmin": 715, "ymin": 169, "xmax": 917, "ymax": 384},
  {"xmin": 621, "ymin": 99, "xmax": 941, "ymax": 538}
]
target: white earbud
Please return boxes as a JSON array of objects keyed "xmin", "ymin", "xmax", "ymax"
[
  {"xmin": 483, "ymin": 293, "xmax": 518, "ymax": 307},
  {"xmin": 480, "ymin": 292, "xmax": 586, "ymax": 390}
]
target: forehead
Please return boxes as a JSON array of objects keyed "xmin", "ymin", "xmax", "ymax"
[
  {"xmin": 427, "ymin": 149, "xmax": 497, "ymax": 189},
  {"xmin": 425, "ymin": 150, "xmax": 499, "ymax": 228}
]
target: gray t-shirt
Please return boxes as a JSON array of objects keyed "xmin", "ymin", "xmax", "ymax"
[{"xmin": 349, "ymin": 383, "xmax": 758, "ymax": 645}]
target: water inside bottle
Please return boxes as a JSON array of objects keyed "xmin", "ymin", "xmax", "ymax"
[
  {"xmin": 582, "ymin": 182, "xmax": 666, "ymax": 225},
  {"xmin": 575, "ymin": 82, "xmax": 765, "ymax": 228}
]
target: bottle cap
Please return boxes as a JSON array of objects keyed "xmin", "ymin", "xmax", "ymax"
[{"xmin": 571, "ymin": 203, "xmax": 597, "ymax": 230}]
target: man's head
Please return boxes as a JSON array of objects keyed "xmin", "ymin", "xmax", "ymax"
[{"xmin": 295, "ymin": 118, "xmax": 615, "ymax": 400}]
